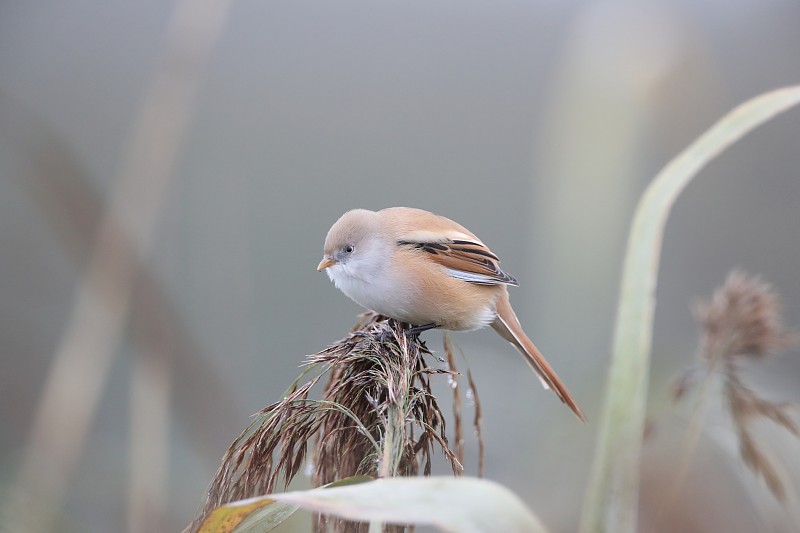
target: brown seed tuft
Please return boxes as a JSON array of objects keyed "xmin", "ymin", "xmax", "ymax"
[
  {"xmin": 674, "ymin": 271, "xmax": 799, "ymax": 502},
  {"xmin": 187, "ymin": 312, "xmax": 482, "ymax": 532},
  {"xmin": 693, "ymin": 270, "xmax": 796, "ymax": 363}
]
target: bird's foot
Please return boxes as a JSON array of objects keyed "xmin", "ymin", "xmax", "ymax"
[
  {"xmin": 370, "ymin": 322, "xmax": 439, "ymax": 344},
  {"xmin": 404, "ymin": 323, "xmax": 441, "ymax": 337}
]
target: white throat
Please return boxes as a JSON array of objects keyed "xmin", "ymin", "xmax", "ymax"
[{"xmin": 325, "ymin": 241, "xmax": 401, "ymax": 316}]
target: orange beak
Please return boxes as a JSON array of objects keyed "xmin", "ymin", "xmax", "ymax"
[{"xmin": 317, "ymin": 257, "xmax": 337, "ymax": 271}]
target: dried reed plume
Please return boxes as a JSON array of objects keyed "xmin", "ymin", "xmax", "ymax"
[
  {"xmin": 673, "ymin": 271, "xmax": 799, "ymax": 501},
  {"xmin": 188, "ymin": 312, "xmax": 483, "ymax": 531}
]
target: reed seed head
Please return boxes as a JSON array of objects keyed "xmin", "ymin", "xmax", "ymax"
[
  {"xmin": 188, "ymin": 312, "xmax": 483, "ymax": 532},
  {"xmin": 673, "ymin": 271, "xmax": 799, "ymax": 502}
]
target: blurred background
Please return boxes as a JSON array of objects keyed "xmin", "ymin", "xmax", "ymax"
[{"xmin": 1, "ymin": 0, "xmax": 799, "ymax": 531}]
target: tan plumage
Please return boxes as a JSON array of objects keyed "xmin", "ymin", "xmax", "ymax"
[{"xmin": 318, "ymin": 207, "xmax": 585, "ymax": 421}]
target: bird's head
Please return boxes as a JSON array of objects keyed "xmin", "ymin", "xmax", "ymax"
[{"xmin": 317, "ymin": 209, "xmax": 388, "ymax": 283}]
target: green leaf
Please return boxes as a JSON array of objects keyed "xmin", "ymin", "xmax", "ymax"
[
  {"xmin": 266, "ymin": 476, "xmax": 547, "ymax": 533},
  {"xmin": 580, "ymin": 86, "xmax": 800, "ymax": 533},
  {"xmin": 197, "ymin": 476, "xmax": 372, "ymax": 533},
  {"xmin": 196, "ymin": 497, "xmax": 289, "ymax": 533}
]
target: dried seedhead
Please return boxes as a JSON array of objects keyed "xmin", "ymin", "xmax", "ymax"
[
  {"xmin": 673, "ymin": 271, "xmax": 799, "ymax": 501},
  {"xmin": 188, "ymin": 312, "xmax": 483, "ymax": 531},
  {"xmin": 694, "ymin": 271, "xmax": 796, "ymax": 364}
]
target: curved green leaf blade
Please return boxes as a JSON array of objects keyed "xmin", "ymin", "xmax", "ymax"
[
  {"xmin": 196, "ymin": 497, "xmax": 289, "ymax": 533},
  {"xmin": 197, "ymin": 476, "xmax": 372, "ymax": 533},
  {"xmin": 268, "ymin": 476, "xmax": 547, "ymax": 533},
  {"xmin": 228, "ymin": 499, "xmax": 298, "ymax": 533},
  {"xmin": 580, "ymin": 86, "xmax": 800, "ymax": 533}
]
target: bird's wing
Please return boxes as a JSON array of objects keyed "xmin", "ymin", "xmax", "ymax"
[{"xmin": 397, "ymin": 234, "xmax": 518, "ymax": 286}]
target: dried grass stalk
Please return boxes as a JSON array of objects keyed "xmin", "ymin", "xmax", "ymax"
[
  {"xmin": 189, "ymin": 312, "xmax": 483, "ymax": 532},
  {"xmin": 673, "ymin": 271, "xmax": 799, "ymax": 501}
]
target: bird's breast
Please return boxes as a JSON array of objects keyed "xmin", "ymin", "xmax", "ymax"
[
  {"xmin": 328, "ymin": 264, "xmax": 417, "ymax": 322},
  {"xmin": 327, "ymin": 261, "xmax": 501, "ymax": 331}
]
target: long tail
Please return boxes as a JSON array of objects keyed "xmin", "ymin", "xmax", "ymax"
[{"xmin": 491, "ymin": 292, "xmax": 586, "ymax": 422}]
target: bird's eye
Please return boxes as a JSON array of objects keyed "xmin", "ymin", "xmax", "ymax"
[{"xmin": 343, "ymin": 245, "xmax": 354, "ymax": 254}]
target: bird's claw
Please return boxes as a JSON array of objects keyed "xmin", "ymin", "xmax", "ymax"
[{"xmin": 404, "ymin": 323, "xmax": 441, "ymax": 337}]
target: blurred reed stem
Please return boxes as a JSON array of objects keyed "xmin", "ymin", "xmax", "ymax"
[
  {"xmin": 580, "ymin": 86, "xmax": 800, "ymax": 533},
  {"xmin": 1, "ymin": 1, "xmax": 232, "ymax": 531},
  {"xmin": 4, "ymin": 93, "xmax": 241, "ymax": 476}
]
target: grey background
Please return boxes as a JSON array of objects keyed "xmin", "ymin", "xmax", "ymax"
[{"xmin": 1, "ymin": 0, "xmax": 799, "ymax": 531}]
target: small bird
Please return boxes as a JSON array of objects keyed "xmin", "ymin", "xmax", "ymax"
[{"xmin": 317, "ymin": 207, "xmax": 584, "ymax": 421}]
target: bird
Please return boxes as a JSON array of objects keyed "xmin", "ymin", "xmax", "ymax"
[{"xmin": 317, "ymin": 207, "xmax": 585, "ymax": 421}]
